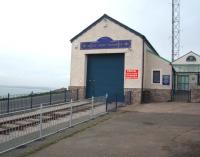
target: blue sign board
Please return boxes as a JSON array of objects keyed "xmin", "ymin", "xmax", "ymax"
[
  {"xmin": 162, "ymin": 75, "xmax": 170, "ymax": 85},
  {"xmin": 80, "ymin": 37, "xmax": 131, "ymax": 50}
]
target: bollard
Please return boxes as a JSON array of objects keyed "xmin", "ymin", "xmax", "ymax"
[
  {"xmin": 39, "ymin": 103, "xmax": 43, "ymax": 138},
  {"xmin": 69, "ymin": 99, "xmax": 73, "ymax": 127}
]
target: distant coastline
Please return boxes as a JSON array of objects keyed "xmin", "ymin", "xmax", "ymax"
[
  {"xmin": 0, "ymin": 85, "xmax": 53, "ymax": 97},
  {"xmin": 0, "ymin": 85, "xmax": 50, "ymax": 90}
]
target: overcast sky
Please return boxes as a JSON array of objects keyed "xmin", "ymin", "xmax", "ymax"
[{"xmin": 0, "ymin": 0, "xmax": 199, "ymax": 88}]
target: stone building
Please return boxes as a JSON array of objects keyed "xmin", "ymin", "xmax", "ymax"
[{"xmin": 69, "ymin": 14, "xmax": 172, "ymax": 104}]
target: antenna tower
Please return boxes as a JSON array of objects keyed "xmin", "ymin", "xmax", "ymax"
[{"xmin": 172, "ymin": 0, "xmax": 180, "ymax": 61}]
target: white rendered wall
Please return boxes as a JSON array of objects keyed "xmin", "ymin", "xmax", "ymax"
[
  {"xmin": 143, "ymin": 43, "xmax": 172, "ymax": 89},
  {"xmin": 70, "ymin": 18, "xmax": 143, "ymax": 89}
]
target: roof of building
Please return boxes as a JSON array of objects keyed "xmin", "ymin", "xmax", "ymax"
[
  {"xmin": 172, "ymin": 51, "xmax": 200, "ymax": 72},
  {"xmin": 172, "ymin": 51, "xmax": 200, "ymax": 64},
  {"xmin": 70, "ymin": 14, "xmax": 159, "ymax": 56}
]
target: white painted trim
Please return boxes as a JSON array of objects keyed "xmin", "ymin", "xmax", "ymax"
[{"xmin": 151, "ymin": 69, "xmax": 162, "ymax": 84}]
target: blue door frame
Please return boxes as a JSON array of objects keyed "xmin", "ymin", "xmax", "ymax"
[{"xmin": 86, "ymin": 54, "xmax": 124, "ymax": 102}]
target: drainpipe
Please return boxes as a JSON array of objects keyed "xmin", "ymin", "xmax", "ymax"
[{"xmin": 141, "ymin": 39, "xmax": 145, "ymax": 103}]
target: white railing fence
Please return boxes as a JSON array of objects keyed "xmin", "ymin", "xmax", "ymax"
[{"xmin": 0, "ymin": 96, "xmax": 107, "ymax": 154}]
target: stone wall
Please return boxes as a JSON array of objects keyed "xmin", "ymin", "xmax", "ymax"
[
  {"xmin": 124, "ymin": 88, "xmax": 142, "ymax": 104},
  {"xmin": 68, "ymin": 86, "xmax": 86, "ymax": 100},
  {"xmin": 68, "ymin": 87, "xmax": 172, "ymax": 103},
  {"xmin": 191, "ymin": 89, "xmax": 200, "ymax": 103},
  {"xmin": 143, "ymin": 89, "xmax": 172, "ymax": 103}
]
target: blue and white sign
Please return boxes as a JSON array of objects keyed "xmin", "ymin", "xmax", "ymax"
[
  {"xmin": 162, "ymin": 75, "xmax": 170, "ymax": 85},
  {"xmin": 80, "ymin": 37, "xmax": 131, "ymax": 50}
]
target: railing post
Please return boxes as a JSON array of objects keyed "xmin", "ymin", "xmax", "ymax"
[
  {"xmin": 49, "ymin": 91, "xmax": 52, "ymax": 105},
  {"xmin": 188, "ymin": 89, "xmax": 191, "ymax": 102},
  {"xmin": 115, "ymin": 94, "xmax": 118, "ymax": 111},
  {"xmin": 91, "ymin": 96, "xmax": 94, "ymax": 119},
  {"xmin": 77, "ymin": 89, "xmax": 79, "ymax": 101},
  {"xmin": 106, "ymin": 93, "xmax": 108, "ymax": 112},
  {"xmin": 69, "ymin": 99, "xmax": 73, "ymax": 127},
  {"xmin": 70, "ymin": 90, "xmax": 72, "ymax": 102},
  {"xmin": 39, "ymin": 103, "xmax": 43, "ymax": 138},
  {"xmin": 171, "ymin": 89, "xmax": 174, "ymax": 101},
  {"xmin": 30, "ymin": 91, "xmax": 33, "ymax": 109},
  {"xmin": 7, "ymin": 93, "xmax": 10, "ymax": 113},
  {"xmin": 64, "ymin": 89, "xmax": 67, "ymax": 102}
]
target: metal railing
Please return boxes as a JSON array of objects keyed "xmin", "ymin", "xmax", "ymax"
[
  {"xmin": 106, "ymin": 91, "xmax": 133, "ymax": 112},
  {"xmin": 171, "ymin": 89, "xmax": 192, "ymax": 102},
  {"xmin": 0, "ymin": 96, "xmax": 107, "ymax": 154},
  {"xmin": 0, "ymin": 89, "xmax": 79, "ymax": 114}
]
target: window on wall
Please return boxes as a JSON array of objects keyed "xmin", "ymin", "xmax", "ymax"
[
  {"xmin": 198, "ymin": 74, "xmax": 200, "ymax": 85},
  {"xmin": 186, "ymin": 56, "xmax": 196, "ymax": 62},
  {"xmin": 153, "ymin": 70, "xmax": 160, "ymax": 83}
]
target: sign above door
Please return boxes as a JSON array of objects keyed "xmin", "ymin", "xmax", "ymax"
[{"xmin": 80, "ymin": 37, "xmax": 131, "ymax": 50}]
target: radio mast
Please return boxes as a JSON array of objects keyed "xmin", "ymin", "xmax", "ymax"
[{"xmin": 172, "ymin": 0, "xmax": 180, "ymax": 61}]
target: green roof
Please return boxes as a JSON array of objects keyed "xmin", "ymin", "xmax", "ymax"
[{"xmin": 173, "ymin": 64, "xmax": 200, "ymax": 73}]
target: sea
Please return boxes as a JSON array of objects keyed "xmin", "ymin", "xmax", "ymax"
[{"xmin": 0, "ymin": 85, "xmax": 52, "ymax": 97}]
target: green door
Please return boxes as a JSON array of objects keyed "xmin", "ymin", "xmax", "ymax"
[{"xmin": 177, "ymin": 75, "xmax": 189, "ymax": 91}]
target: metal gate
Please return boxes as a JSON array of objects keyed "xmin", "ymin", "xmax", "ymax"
[{"xmin": 173, "ymin": 75, "xmax": 191, "ymax": 102}]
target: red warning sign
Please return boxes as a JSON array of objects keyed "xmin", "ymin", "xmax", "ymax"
[{"xmin": 125, "ymin": 69, "xmax": 139, "ymax": 79}]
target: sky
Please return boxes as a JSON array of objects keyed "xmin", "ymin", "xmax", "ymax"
[{"xmin": 0, "ymin": 0, "xmax": 199, "ymax": 88}]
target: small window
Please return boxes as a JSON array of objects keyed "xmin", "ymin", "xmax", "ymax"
[
  {"xmin": 153, "ymin": 70, "xmax": 160, "ymax": 83},
  {"xmin": 186, "ymin": 56, "xmax": 196, "ymax": 62}
]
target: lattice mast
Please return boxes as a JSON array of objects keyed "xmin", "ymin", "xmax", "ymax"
[{"xmin": 172, "ymin": 0, "xmax": 180, "ymax": 62}]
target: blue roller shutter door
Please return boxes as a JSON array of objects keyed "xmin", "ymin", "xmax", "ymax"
[{"xmin": 86, "ymin": 54, "xmax": 124, "ymax": 102}]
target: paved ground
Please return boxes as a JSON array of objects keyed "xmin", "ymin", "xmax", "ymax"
[
  {"xmin": 4, "ymin": 102, "xmax": 200, "ymax": 157},
  {"xmin": 123, "ymin": 102, "xmax": 200, "ymax": 115}
]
